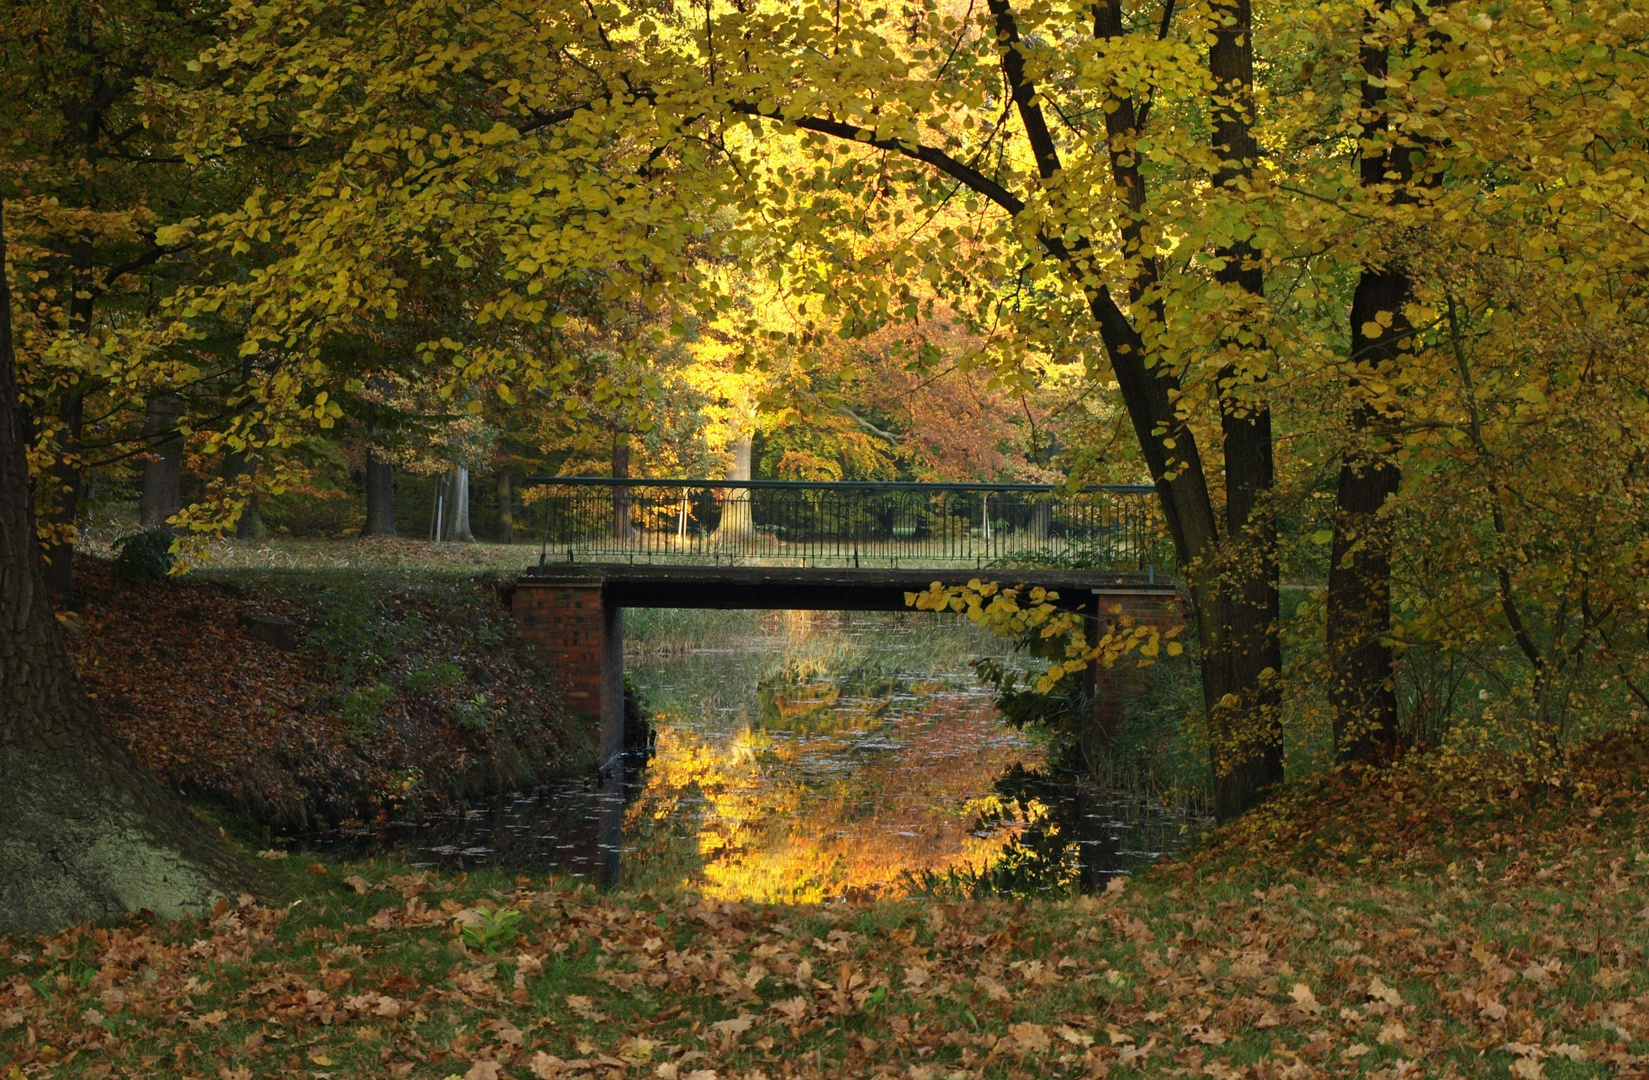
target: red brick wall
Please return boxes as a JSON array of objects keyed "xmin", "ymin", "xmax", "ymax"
[
  {"xmin": 511, "ymin": 582, "xmax": 606, "ymax": 721},
  {"xmin": 1087, "ymin": 588, "xmax": 1186, "ymax": 737}
]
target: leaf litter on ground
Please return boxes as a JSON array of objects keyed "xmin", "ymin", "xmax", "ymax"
[{"xmin": 5, "ymin": 736, "xmax": 1649, "ymax": 1078}]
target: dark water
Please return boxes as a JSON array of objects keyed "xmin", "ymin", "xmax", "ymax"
[{"xmin": 314, "ymin": 611, "xmax": 1202, "ymax": 896}]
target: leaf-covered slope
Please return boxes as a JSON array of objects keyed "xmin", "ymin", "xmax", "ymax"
[{"xmin": 63, "ymin": 558, "xmax": 594, "ymax": 829}]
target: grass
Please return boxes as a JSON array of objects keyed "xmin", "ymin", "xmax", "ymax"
[{"xmin": 5, "ymin": 736, "xmax": 1649, "ymax": 1079}]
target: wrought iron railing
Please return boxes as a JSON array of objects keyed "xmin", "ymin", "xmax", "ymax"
[{"xmin": 524, "ymin": 478, "xmax": 1168, "ymax": 573}]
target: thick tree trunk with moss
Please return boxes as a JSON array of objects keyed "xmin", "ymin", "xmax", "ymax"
[{"xmin": 0, "ymin": 196, "xmax": 254, "ymax": 935}]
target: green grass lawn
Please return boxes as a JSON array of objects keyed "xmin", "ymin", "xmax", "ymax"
[{"xmin": 6, "ymin": 736, "xmax": 1649, "ymax": 1079}]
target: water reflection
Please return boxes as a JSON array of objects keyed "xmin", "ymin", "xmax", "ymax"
[{"xmin": 315, "ymin": 611, "xmax": 1203, "ymax": 896}]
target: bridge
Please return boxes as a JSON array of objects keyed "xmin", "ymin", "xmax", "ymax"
[{"xmin": 507, "ymin": 479, "xmax": 1182, "ymax": 767}]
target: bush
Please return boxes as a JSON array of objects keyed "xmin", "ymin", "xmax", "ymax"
[{"xmin": 112, "ymin": 529, "xmax": 176, "ymax": 583}]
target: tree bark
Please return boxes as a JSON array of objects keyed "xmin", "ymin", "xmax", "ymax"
[
  {"xmin": 40, "ymin": 236, "xmax": 97, "ymax": 599},
  {"xmin": 496, "ymin": 467, "xmax": 514, "ymax": 544},
  {"xmin": 716, "ymin": 432, "xmax": 754, "ymax": 541},
  {"xmin": 0, "ymin": 194, "xmax": 254, "ymax": 934},
  {"xmin": 138, "ymin": 394, "xmax": 182, "ymax": 531},
  {"xmin": 611, "ymin": 436, "xmax": 636, "ymax": 541},
  {"xmin": 440, "ymin": 463, "xmax": 474, "ymax": 543},
  {"xmin": 223, "ymin": 450, "xmax": 266, "ymax": 541},
  {"xmin": 1205, "ymin": 0, "xmax": 1285, "ymax": 809},
  {"xmin": 1327, "ymin": 4, "xmax": 1412, "ymax": 762},
  {"xmin": 40, "ymin": 389, "xmax": 85, "ymax": 599},
  {"xmin": 361, "ymin": 449, "xmax": 396, "ymax": 536}
]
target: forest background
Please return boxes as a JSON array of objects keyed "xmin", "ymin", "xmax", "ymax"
[{"xmin": 1, "ymin": 0, "xmax": 1648, "ymax": 928}]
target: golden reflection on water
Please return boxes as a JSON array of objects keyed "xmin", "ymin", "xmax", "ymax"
[{"xmin": 620, "ymin": 612, "xmax": 1041, "ymax": 902}]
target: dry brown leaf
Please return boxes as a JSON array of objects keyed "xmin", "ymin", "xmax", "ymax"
[{"xmin": 1010, "ymin": 1022, "xmax": 1051, "ymax": 1052}]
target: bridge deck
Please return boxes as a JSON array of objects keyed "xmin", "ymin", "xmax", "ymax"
[{"xmin": 520, "ymin": 563, "xmax": 1176, "ymax": 611}]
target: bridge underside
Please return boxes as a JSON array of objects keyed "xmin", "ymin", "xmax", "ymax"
[
  {"xmin": 562, "ymin": 564, "xmax": 1168, "ymax": 610},
  {"xmin": 509, "ymin": 565, "xmax": 1182, "ymax": 768}
]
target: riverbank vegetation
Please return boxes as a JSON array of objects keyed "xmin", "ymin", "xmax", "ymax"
[
  {"xmin": 5, "ymin": 731, "xmax": 1647, "ymax": 1079},
  {"xmin": 61, "ymin": 555, "xmax": 592, "ymax": 832}
]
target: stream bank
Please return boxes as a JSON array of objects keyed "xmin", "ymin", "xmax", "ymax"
[{"xmin": 63, "ymin": 557, "xmax": 594, "ymax": 833}]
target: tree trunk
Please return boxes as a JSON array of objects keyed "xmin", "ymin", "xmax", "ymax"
[
  {"xmin": 1205, "ymin": 0, "xmax": 1285, "ymax": 812},
  {"xmin": 496, "ymin": 467, "xmax": 514, "ymax": 544},
  {"xmin": 361, "ymin": 449, "xmax": 396, "ymax": 536},
  {"xmin": 223, "ymin": 450, "xmax": 266, "ymax": 541},
  {"xmin": 986, "ymin": 0, "xmax": 1283, "ymax": 819},
  {"xmin": 1327, "ymin": 4, "xmax": 1412, "ymax": 762},
  {"xmin": 440, "ymin": 463, "xmax": 474, "ymax": 543},
  {"xmin": 716, "ymin": 432, "xmax": 754, "ymax": 541},
  {"xmin": 41, "ymin": 237, "xmax": 97, "ymax": 599},
  {"xmin": 0, "ymin": 194, "xmax": 254, "ymax": 934},
  {"xmin": 138, "ymin": 394, "xmax": 182, "ymax": 531},
  {"xmin": 40, "ymin": 389, "xmax": 85, "ymax": 599},
  {"xmin": 1328, "ymin": 272, "xmax": 1406, "ymax": 760},
  {"xmin": 611, "ymin": 436, "xmax": 634, "ymax": 541}
]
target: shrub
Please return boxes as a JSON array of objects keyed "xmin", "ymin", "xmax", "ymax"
[{"xmin": 112, "ymin": 530, "xmax": 176, "ymax": 583}]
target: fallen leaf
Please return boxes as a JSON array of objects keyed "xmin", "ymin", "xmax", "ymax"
[
  {"xmin": 1290, "ymin": 983, "xmax": 1322, "ymax": 1014},
  {"xmin": 1055, "ymin": 1025, "xmax": 1094, "ymax": 1047},
  {"xmin": 1367, "ymin": 975, "xmax": 1403, "ymax": 1006},
  {"xmin": 1009, "ymin": 1022, "xmax": 1051, "ymax": 1052},
  {"xmin": 769, "ymin": 997, "xmax": 809, "ymax": 1023},
  {"xmin": 710, "ymin": 1015, "xmax": 753, "ymax": 1038}
]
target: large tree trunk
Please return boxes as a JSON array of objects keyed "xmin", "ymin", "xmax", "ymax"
[
  {"xmin": 496, "ymin": 466, "xmax": 514, "ymax": 544},
  {"xmin": 1327, "ymin": 5, "xmax": 1411, "ymax": 762},
  {"xmin": 986, "ymin": 0, "xmax": 1282, "ymax": 818},
  {"xmin": 138, "ymin": 394, "xmax": 182, "ymax": 531},
  {"xmin": 1328, "ymin": 273, "xmax": 1406, "ymax": 760},
  {"xmin": 1204, "ymin": 0, "xmax": 1285, "ymax": 811},
  {"xmin": 361, "ymin": 449, "xmax": 396, "ymax": 536},
  {"xmin": 715, "ymin": 432, "xmax": 754, "ymax": 542},
  {"xmin": 440, "ymin": 463, "xmax": 474, "ymax": 543},
  {"xmin": 40, "ymin": 389, "xmax": 85, "ymax": 599},
  {"xmin": 41, "ymin": 237, "xmax": 96, "ymax": 598},
  {"xmin": 0, "ymin": 194, "xmax": 253, "ymax": 934}
]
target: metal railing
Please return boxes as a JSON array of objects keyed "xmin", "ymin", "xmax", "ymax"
[{"xmin": 524, "ymin": 478, "xmax": 1168, "ymax": 572}]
